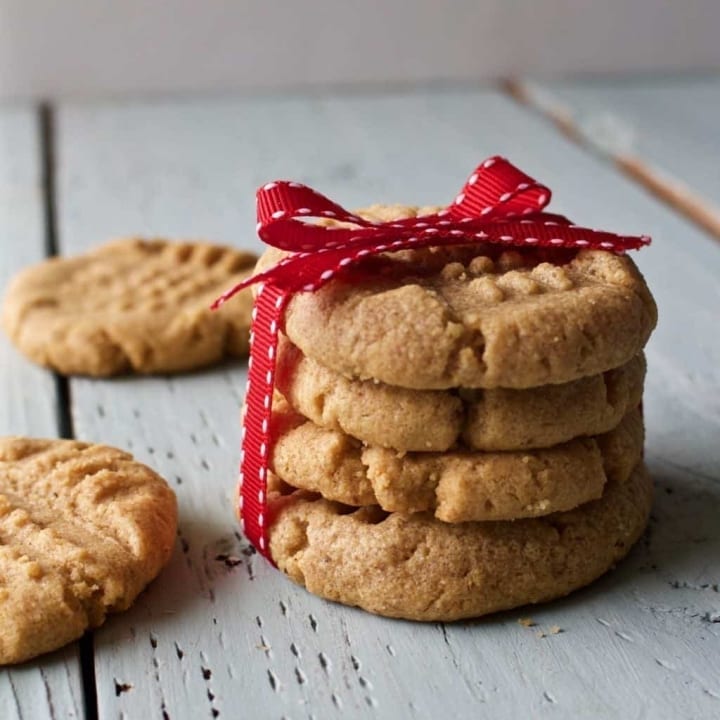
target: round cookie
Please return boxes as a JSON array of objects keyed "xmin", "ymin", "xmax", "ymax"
[
  {"xmin": 270, "ymin": 399, "xmax": 644, "ymax": 522},
  {"xmin": 276, "ymin": 336, "xmax": 645, "ymax": 452},
  {"xmin": 2, "ymin": 238, "xmax": 257, "ymax": 376},
  {"xmin": 257, "ymin": 205, "xmax": 657, "ymax": 390},
  {"xmin": 0, "ymin": 437, "xmax": 177, "ymax": 664},
  {"xmin": 266, "ymin": 463, "xmax": 653, "ymax": 621}
]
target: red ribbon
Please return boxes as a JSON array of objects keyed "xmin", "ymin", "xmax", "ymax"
[{"xmin": 214, "ymin": 156, "xmax": 650, "ymax": 561}]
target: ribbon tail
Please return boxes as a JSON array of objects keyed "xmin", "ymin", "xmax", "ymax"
[
  {"xmin": 238, "ymin": 281, "xmax": 287, "ymax": 561},
  {"xmin": 212, "ymin": 255, "xmax": 300, "ymax": 309}
]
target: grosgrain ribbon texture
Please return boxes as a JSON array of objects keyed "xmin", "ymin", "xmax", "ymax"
[{"xmin": 214, "ymin": 156, "xmax": 651, "ymax": 562}]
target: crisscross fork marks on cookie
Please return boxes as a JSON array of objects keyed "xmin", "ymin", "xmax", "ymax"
[{"xmin": 0, "ymin": 437, "xmax": 177, "ymax": 664}]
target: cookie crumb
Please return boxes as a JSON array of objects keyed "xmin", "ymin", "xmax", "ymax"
[
  {"xmin": 215, "ymin": 553, "xmax": 242, "ymax": 568},
  {"xmin": 518, "ymin": 617, "xmax": 536, "ymax": 627},
  {"xmin": 535, "ymin": 631, "xmax": 546, "ymax": 639},
  {"xmin": 549, "ymin": 625, "xmax": 563, "ymax": 635}
]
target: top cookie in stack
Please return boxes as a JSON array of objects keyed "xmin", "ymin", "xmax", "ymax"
[
  {"xmin": 261, "ymin": 205, "xmax": 655, "ymax": 392},
  {"xmin": 260, "ymin": 205, "xmax": 657, "ymax": 621}
]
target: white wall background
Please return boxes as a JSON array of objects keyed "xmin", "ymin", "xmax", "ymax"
[{"xmin": 1, "ymin": 0, "xmax": 719, "ymax": 99}]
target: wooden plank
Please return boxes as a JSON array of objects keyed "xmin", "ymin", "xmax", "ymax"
[
  {"xmin": 56, "ymin": 90, "xmax": 720, "ymax": 719},
  {"xmin": 0, "ymin": 107, "xmax": 85, "ymax": 718},
  {"xmin": 513, "ymin": 76, "xmax": 720, "ymax": 237}
]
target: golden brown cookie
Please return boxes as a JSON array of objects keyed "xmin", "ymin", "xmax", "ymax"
[
  {"xmin": 257, "ymin": 206, "xmax": 657, "ymax": 390},
  {"xmin": 277, "ymin": 336, "xmax": 645, "ymax": 452},
  {"xmin": 0, "ymin": 437, "xmax": 177, "ymax": 664},
  {"xmin": 267, "ymin": 463, "xmax": 652, "ymax": 621},
  {"xmin": 270, "ymin": 398, "xmax": 643, "ymax": 522},
  {"xmin": 2, "ymin": 238, "xmax": 257, "ymax": 376}
]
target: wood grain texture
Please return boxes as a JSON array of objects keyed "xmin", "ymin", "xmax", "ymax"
[
  {"xmin": 53, "ymin": 90, "xmax": 720, "ymax": 718},
  {"xmin": 0, "ymin": 108, "xmax": 85, "ymax": 718},
  {"xmin": 514, "ymin": 77, "xmax": 720, "ymax": 238}
]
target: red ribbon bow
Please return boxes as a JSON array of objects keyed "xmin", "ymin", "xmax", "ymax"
[{"xmin": 214, "ymin": 156, "xmax": 650, "ymax": 561}]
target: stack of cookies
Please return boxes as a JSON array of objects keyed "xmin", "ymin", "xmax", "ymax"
[{"xmin": 260, "ymin": 206, "xmax": 658, "ymax": 622}]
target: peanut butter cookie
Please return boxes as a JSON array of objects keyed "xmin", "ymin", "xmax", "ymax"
[
  {"xmin": 257, "ymin": 205, "xmax": 657, "ymax": 390},
  {"xmin": 0, "ymin": 437, "xmax": 177, "ymax": 664},
  {"xmin": 270, "ymin": 398, "xmax": 643, "ymax": 522},
  {"xmin": 276, "ymin": 337, "xmax": 645, "ymax": 452},
  {"xmin": 266, "ymin": 463, "xmax": 652, "ymax": 621},
  {"xmin": 2, "ymin": 238, "xmax": 257, "ymax": 376}
]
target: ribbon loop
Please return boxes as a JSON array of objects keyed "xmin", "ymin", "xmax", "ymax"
[{"xmin": 448, "ymin": 156, "xmax": 551, "ymax": 221}]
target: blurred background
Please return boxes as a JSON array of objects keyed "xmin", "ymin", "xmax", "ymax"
[{"xmin": 1, "ymin": 0, "xmax": 719, "ymax": 99}]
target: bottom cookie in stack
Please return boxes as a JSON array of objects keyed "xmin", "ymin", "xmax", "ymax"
[{"xmin": 265, "ymin": 464, "xmax": 652, "ymax": 622}]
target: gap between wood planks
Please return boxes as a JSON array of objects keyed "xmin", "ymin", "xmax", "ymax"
[
  {"xmin": 39, "ymin": 101, "xmax": 100, "ymax": 720},
  {"xmin": 503, "ymin": 78, "xmax": 720, "ymax": 242}
]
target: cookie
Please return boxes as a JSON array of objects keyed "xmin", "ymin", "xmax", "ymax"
[
  {"xmin": 0, "ymin": 437, "xmax": 177, "ymax": 664},
  {"xmin": 2, "ymin": 238, "xmax": 257, "ymax": 376},
  {"xmin": 276, "ymin": 336, "xmax": 645, "ymax": 451},
  {"xmin": 266, "ymin": 463, "xmax": 652, "ymax": 621},
  {"xmin": 257, "ymin": 205, "xmax": 657, "ymax": 390},
  {"xmin": 270, "ymin": 399, "xmax": 643, "ymax": 522}
]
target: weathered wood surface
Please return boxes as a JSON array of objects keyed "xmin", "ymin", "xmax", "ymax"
[
  {"xmin": 0, "ymin": 107, "xmax": 85, "ymax": 719},
  {"xmin": 2, "ymin": 83, "xmax": 718, "ymax": 718},
  {"xmin": 517, "ymin": 76, "xmax": 720, "ymax": 233},
  {"xmin": 50, "ymin": 89, "xmax": 720, "ymax": 719}
]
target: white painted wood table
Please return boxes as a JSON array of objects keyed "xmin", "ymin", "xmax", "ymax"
[{"xmin": 1, "ymin": 79, "xmax": 719, "ymax": 720}]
